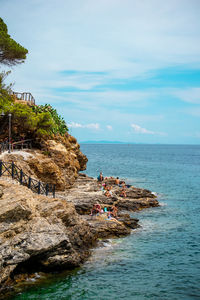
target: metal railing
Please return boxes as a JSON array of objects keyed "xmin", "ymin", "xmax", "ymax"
[
  {"xmin": 0, "ymin": 160, "xmax": 55, "ymax": 197},
  {"xmin": 0, "ymin": 141, "xmax": 9, "ymax": 153}
]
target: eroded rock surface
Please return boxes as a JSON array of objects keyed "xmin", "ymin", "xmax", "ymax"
[
  {"xmin": 0, "ymin": 136, "xmax": 88, "ymax": 191},
  {"xmin": 0, "ymin": 172, "xmax": 159, "ymax": 297},
  {"xmin": 0, "ymin": 180, "xmax": 94, "ymax": 295},
  {"xmin": 57, "ymin": 173, "xmax": 159, "ymax": 215}
]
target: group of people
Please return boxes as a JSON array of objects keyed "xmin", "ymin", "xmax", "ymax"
[
  {"xmin": 90, "ymin": 203, "xmax": 118, "ymax": 219},
  {"xmin": 97, "ymin": 172, "xmax": 127, "ymax": 198},
  {"xmin": 88, "ymin": 172, "xmax": 130, "ymax": 220}
]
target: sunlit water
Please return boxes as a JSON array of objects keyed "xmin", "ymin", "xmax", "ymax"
[{"xmin": 10, "ymin": 145, "xmax": 200, "ymax": 300}]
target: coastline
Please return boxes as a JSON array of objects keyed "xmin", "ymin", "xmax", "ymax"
[{"xmin": 0, "ymin": 172, "xmax": 159, "ymax": 299}]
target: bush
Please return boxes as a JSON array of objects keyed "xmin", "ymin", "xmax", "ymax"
[{"xmin": 0, "ymin": 73, "xmax": 68, "ymax": 140}]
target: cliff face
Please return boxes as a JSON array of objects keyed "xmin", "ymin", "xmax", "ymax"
[
  {"xmin": 0, "ymin": 134, "xmax": 88, "ymax": 191},
  {"xmin": 0, "ymin": 180, "xmax": 95, "ymax": 295}
]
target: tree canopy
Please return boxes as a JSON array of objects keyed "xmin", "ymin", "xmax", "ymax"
[{"xmin": 0, "ymin": 18, "xmax": 28, "ymax": 66}]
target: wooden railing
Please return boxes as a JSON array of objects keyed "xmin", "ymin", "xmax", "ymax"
[
  {"xmin": 0, "ymin": 140, "xmax": 32, "ymax": 154},
  {"xmin": 11, "ymin": 92, "xmax": 35, "ymax": 105},
  {"xmin": 0, "ymin": 160, "xmax": 55, "ymax": 197},
  {"xmin": 12, "ymin": 139, "xmax": 32, "ymax": 151}
]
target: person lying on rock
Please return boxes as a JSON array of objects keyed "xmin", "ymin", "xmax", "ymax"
[{"xmin": 107, "ymin": 211, "xmax": 121, "ymax": 224}]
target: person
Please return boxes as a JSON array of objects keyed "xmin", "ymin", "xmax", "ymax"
[
  {"xmin": 107, "ymin": 211, "xmax": 112, "ymax": 219},
  {"xmin": 111, "ymin": 205, "xmax": 118, "ymax": 218},
  {"xmin": 120, "ymin": 187, "xmax": 127, "ymax": 198},
  {"xmin": 104, "ymin": 185, "xmax": 113, "ymax": 197},
  {"xmin": 115, "ymin": 177, "xmax": 120, "ymax": 185},
  {"xmin": 101, "ymin": 182, "xmax": 107, "ymax": 191},
  {"xmin": 97, "ymin": 172, "xmax": 104, "ymax": 182},
  {"xmin": 90, "ymin": 203, "xmax": 102, "ymax": 216}
]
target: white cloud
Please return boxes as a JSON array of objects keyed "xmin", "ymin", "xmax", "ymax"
[
  {"xmin": 131, "ymin": 124, "xmax": 155, "ymax": 134},
  {"xmin": 170, "ymin": 88, "xmax": 200, "ymax": 104},
  {"xmin": 131, "ymin": 124, "xmax": 167, "ymax": 136},
  {"xmin": 2, "ymin": 0, "xmax": 200, "ymax": 94},
  {"xmin": 68, "ymin": 122, "xmax": 100, "ymax": 130},
  {"xmin": 106, "ymin": 125, "xmax": 113, "ymax": 131}
]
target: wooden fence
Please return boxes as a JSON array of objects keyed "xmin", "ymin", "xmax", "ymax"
[
  {"xmin": 0, "ymin": 160, "xmax": 55, "ymax": 197},
  {"xmin": 11, "ymin": 92, "xmax": 35, "ymax": 106},
  {"xmin": 0, "ymin": 140, "xmax": 32, "ymax": 154}
]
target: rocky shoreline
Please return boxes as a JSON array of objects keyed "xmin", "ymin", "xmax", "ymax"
[{"xmin": 0, "ymin": 172, "xmax": 159, "ymax": 298}]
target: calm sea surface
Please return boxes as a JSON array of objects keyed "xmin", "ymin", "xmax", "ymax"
[{"xmin": 11, "ymin": 144, "xmax": 200, "ymax": 300}]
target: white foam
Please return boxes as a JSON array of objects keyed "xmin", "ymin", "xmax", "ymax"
[{"xmin": 159, "ymin": 202, "xmax": 167, "ymax": 206}]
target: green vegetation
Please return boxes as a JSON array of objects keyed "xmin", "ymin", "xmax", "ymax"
[
  {"xmin": 32, "ymin": 104, "xmax": 68, "ymax": 135},
  {"xmin": 0, "ymin": 73, "xmax": 68, "ymax": 140},
  {"xmin": 0, "ymin": 18, "xmax": 28, "ymax": 66},
  {"xmin": 0, "ymin": 18, "xmax": 68, "ymax": 141}
]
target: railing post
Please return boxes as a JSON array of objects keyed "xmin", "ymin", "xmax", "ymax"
[
  {"xmin": 38, "ymin": 181, "xmax": 41, "ymax": 194},
  {"xmin": 20, "ymin": 169, "xmax": 23, "ymax": 184},
  {"xmin": 11, "ymin": 162, "xmax": 15, "ymax": 178},
  {"xmin": 28, "ymin": 177, "xmax": 31, "ymax": 188},
  {"xmin": 0, "ymin": 160, "xmax": 2, "ymax": 176},
  {"xmin": 45, "ymin": 184, "xmax": 49, "ymax": 196},
  {"xmin": 53, "ymin": 184, "xmax": 56, "ymax": 198}
]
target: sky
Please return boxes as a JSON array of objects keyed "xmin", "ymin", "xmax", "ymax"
[{"xmin": 1, "ymin": 0, "xmax": 200, "ymax": 144}]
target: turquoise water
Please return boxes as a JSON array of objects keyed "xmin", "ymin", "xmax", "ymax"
[{"xmin": 10, "ymin": 145, "xmax": 200, "ymax": 300}]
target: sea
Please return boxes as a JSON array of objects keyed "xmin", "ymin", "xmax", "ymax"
[{"xmin": 10, "ymin": 144, "xmax": 200, "ymax": 300}]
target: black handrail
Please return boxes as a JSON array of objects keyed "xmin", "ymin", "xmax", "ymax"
[
  {"xmin": 0, "ymin": 141, "xmax": 9, "ymax": 153},
  {"xmin": 0, "ymin": 160, "xmax": 55, "ymax": 198}
]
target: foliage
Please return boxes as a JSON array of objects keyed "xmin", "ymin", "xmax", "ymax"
[
  {"xmin": 0, "ymin": 73, "xmax": 68, "ymax": 140},
  {"xmin": 0, "ymin": 71, "xmax": 14, "ymax": 112},
  {"xmin": 32, "ymin": 104, "xmax": 68, "ymax": 135},
  {"xmin": 0, "ymin": 18, "xmax": 28, "ymax": 66}
]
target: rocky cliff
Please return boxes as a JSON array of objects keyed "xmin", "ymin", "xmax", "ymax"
[
  {"xmin": 0, "ymin": 138, "xmax": 159, "ymax": 298},
  {"xmin": 0, "ymin": 134, "xmax": 88, "ymax": 191}
]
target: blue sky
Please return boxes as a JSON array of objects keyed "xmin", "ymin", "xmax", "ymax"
[{"xmin": 1, "ymin": 0, "xmax": 200, "ymax": 144}]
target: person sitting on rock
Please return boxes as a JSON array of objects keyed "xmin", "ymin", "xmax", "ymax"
[
  {"xmin": 104, "ymin": 185, "xmax": 113, "ymax": 197},
  {"xmin": 120, "ymin": 187, "xmax": 127, "ymax": 198},
  {"xmin": 115, "ymin": 177, "xmax": 120, "ymax": 185},
  {"xmin": 101, "ymin": 182, "xmax": 107, "ymax": 191},
  {"xmin": 111, "ymin": 205, "xmax": 118, "ymax": 218},
  {"xmin": 90, "ymin": 203, "xmax": 102, "ymax": 215}
]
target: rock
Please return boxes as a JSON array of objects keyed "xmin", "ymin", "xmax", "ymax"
[
  {"xmin": 0, "ymin": 168, "xmax": 159, "ymax": 297},
  {"xmin": 57, "ymin": 174, "xmax": 159, "ymax": 215},
  {"xmin": 84, "ymin": 215, "xmax": 131, "ymax": 238},
  {"xmin": 0, "ymin": 180, "xmax": 96, "ymax": 294},
  {"xmin": 0, "ymin": 132, "xmax": 88, "ymax": 191},
  {"xmin": 117, "ymin": 213, "xmax": 140, "ymax": 229}
]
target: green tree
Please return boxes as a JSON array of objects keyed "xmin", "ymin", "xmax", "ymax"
[{"xmin": 0, "ymin": 18, "xmax": 28, "ymax": 66}]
